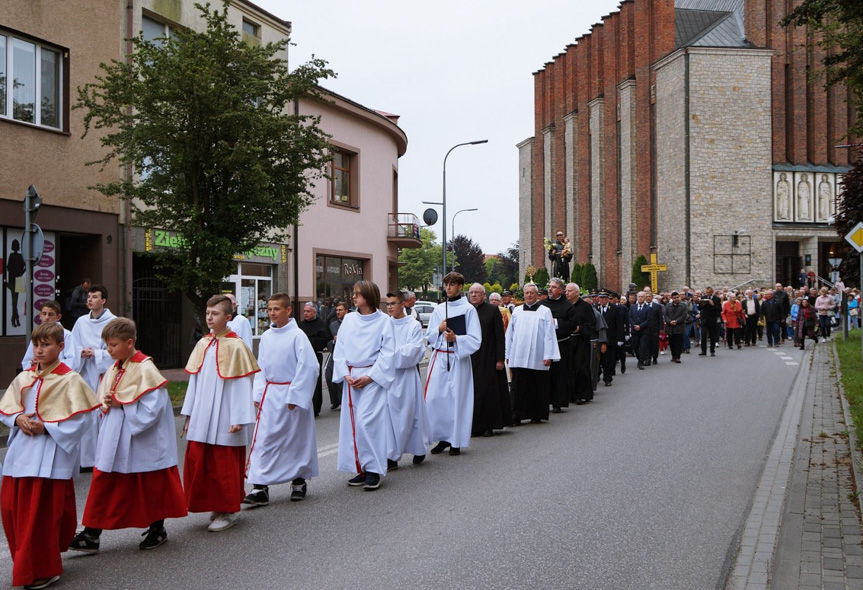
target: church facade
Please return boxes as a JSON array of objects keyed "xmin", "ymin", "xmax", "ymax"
[{"xmin": 518, "ymin": 0, "xmax": 856, "ymax": 292}]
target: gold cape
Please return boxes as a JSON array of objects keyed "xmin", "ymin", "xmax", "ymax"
[
  {"xmin": 185, "ymin": 330, "xmax": 260, "ymax": 380},
  {"xmin": 0, "ymin": 361, "xmax": 99, "ymax": 423},
  {"xmin": 97, "ymin": 351, "xmax": 168, "ymax": 405}
]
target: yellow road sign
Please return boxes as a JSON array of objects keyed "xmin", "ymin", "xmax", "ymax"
[{"xmin": 846, "ymin": 222, "xmax": 863, "ymax": 253}]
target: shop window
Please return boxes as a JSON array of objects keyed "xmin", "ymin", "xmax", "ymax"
[
  {"xmin": 227, "ymin": 262, "xmax": 273, "ymax": 337},
  {"xmin": 315, "ymin": 255, "xmax": 365, "ymax": 305},
  {"xmin": 0, "ymin": 31, "xmax": 65, "ymax": 130}
]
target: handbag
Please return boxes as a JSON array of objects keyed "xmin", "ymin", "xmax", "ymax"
[{"xmin": 850, "ymin": 308, "xmax": 859, "ymax": 317}]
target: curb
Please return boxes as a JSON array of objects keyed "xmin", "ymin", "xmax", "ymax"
[{"xmin": 833, "ymin": 339, "xmax": 863, "ymax": 506}]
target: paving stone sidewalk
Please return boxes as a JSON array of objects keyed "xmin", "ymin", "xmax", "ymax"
[{"xmin": 728, "ymin": 340, "xmax": 863, "ymax": 589}]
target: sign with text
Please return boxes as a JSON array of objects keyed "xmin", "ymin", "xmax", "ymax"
[
  {"xmin": 143, "ymin": 228, "xmax": 284, "ymax": 264},
  {"xmin": 2, "ymin": 227, "xmax": 56, "ymax": 336}
]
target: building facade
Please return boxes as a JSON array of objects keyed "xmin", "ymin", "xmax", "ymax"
[
  {"xmin": 0, "ymin": 0, "xmax": 416, "ymax": 381},
  {"xmin": 519, "ymin": 0, "xmax": 856, "ymax": 293}
]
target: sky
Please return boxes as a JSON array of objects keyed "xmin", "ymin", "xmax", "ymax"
[{"xmin": 254, "ymin": 0, "xmax": 622, "ymax": 255}]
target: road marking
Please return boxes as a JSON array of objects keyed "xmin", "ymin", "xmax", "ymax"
[{"xmin": 786, "ymin": 361, "xmax": 799, "ymax": 366}]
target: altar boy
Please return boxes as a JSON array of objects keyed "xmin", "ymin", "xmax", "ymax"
[
  {"xmin": 20, "ymin": 301, "xmax": 75, "ymax": 370},
  {"xmin": 69, "ymin": 318, "xmax": 186, "ymax": 553},
  {"xmin": 0, "ymin": 322, "xmax": 99, "ymax": 589},
  {"xmin": 181, "ymin": 295, "xmax": 259, "ymax": 532},
  {"xmin": 244, "ymin": 293, "xmax": 319, "ymax": 506}
]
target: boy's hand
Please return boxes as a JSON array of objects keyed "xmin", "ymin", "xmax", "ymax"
[
  {"xmin": 29, "ymin": 420, "xmax": 45, "ymax": 435},
  {"xmin": 347, "ymin": 375, "xmax": 373, "ymax": 389},
  {"xmin": 444, "ymin": 328, "xmax": 456, "ymax": 343},
  {"xmin": 15, "ymin": 413, "xmax": 33, "ymax": 435},
  {"xmin": 181, "ymin": 416, "xmax": 190, "ymax": 438},
  {"xmin": 438, "ymin": 320, "xmax": 447, "ymax": 334},
  {"xmin": 288, "ymin": 404, "xmax": 296, "ymax": 411},
  {"xmin": 228, "ymin": 424, "xmax": 242, "ymax": 434},
  {"xmin": 81, "ymin": 347, "xmax": 94, "ymax": 359}
]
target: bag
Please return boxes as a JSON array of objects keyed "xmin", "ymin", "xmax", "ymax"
[{"xmin": 851, "ymin": 309, "xmax": 859, "ymax": 317}]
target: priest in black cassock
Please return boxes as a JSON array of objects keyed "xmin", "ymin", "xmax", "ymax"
[
  {"xmin": 541, "ymin": 277, "xmax": 576, "ymax": 412},
  {"xmin": 467, "ymin": 284, "xmax": 512, "ymax": 436},
  {"xmin": 565, "ymin": 283, "xmax": 596, "ymax": 404}
]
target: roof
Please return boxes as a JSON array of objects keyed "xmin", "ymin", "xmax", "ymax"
[{"xmin": 675, "ymin": 8, "xmax": 751, "ymax": 48}]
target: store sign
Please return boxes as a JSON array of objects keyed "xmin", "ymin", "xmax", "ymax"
[
  {"xmin": 2, "ymin": 227, "xmax": 56, "ymax": 335},
  {"xmin": 343, "ymin": 262, "xmax": 363, "ymax": 276},
  {"xmin": 144, "ymin": 228, "xmax": 283, "ymax": 263}
]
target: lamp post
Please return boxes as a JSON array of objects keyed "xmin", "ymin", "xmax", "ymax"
[
  {"xmin": 441, "ymin": 140, "xmax": 487, "ymax": 283},
  {"xmin": 450, "ymin": 208, "xmax": 478, "ymax": 274}
]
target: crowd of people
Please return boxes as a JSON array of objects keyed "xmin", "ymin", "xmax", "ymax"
[{"xmin": 2, "ymin": 270, "xmax": 862, "ymax": 589}]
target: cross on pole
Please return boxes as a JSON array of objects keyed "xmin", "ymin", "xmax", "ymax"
[{"xmin": 641, "ymin": 252, "xmax": 667, "ymax": 293}]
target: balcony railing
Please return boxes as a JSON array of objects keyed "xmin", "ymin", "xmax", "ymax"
[{"xmin": 387, "ymin": 213, "xmax": 422, "ymax": 248}]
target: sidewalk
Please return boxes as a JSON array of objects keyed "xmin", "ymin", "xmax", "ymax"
[{"xmin": 728, "ymin": 340, "xmax": 863, "ymax": 589}]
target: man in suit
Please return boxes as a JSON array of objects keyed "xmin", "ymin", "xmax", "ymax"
[
  {"xmin": 597, "ymin": 291, "xmax": 623, "ymax": 386},
  {"xmin": 628, "ymin": 291, "xmax": 651, "ymax": 369},
  {"xmin": 664, "ymin": 291, "xmax": 688, "ymax": 363},
  {"xmin": 645, "ymin": 291, "xmax": 663, "ymax": 365},
  {"xmin": 698, "ymin": 287, "xmax": 722, "ymax": 356}
]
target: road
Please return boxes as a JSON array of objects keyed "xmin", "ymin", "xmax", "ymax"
[{"xmin": 0, "ymin": 342, "xmax": 803, "ymax": 589}]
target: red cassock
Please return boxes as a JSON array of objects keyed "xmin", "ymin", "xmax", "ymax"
[
  {"xmin": 83, "ymin": 466, "xmax": 187, "ymax": 529},
  {"xmin": 1, "ymin": 477, "xmax": 76, "ymax": 586},
  {"xmin": 183, "ymin": 442, "xmax": 246, "ymax": 513}
]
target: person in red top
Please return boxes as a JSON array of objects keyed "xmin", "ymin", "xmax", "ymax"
[{"xmin": 721, "ymin": 295, "xmax": 745, "ymax": 350}]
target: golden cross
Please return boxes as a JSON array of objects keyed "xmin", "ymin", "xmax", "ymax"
[{"xmin": 641, "ymin": 253, "xmax": 668, "ymax": 293}]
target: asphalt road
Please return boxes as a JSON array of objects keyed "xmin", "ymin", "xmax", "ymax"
[{"xmin": 0, "ymin": 342, "xmax": 802, "ymax": 589}]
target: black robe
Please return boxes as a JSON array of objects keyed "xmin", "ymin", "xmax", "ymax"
[
  {"xmin": 298, "ymin": 316, "xmax": 332, "ymax": 416},
  {"xmin": 569, "ymin": 298, "xmax": 596, "ymax": 402},
  {"xmin": 541, "ymin": 295, "xmax": 576, "ymax": 408},
  {"xmin": 470, "ymin": 302, "xmax": 512, "ymax": 433}
]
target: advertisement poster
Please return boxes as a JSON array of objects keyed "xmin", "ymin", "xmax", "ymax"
[{"xmin": 3, "ymin": 228, "xmax": 56, "ymax": 336}]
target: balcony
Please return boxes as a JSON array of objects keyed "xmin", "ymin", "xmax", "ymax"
[{"xmin": 387, "ymin": 213, "xmax": 422, "ymax": 248}]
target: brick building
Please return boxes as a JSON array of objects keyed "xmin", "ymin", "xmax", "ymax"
[{"xmin": 518, "ymin": 0, "xmax": 857, "ymax": 292}]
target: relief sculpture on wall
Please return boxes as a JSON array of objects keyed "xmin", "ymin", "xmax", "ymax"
[
  {"xmin": 775, "ymin": 173, "xmax": 791, "ymax": 221},
  {"xmin": 796, "ymin": 173, "xmax": 812, "ymax": 222},
  {"xmin": 817, "ymin": 174, "xmax": 832, "ymax": 222}
]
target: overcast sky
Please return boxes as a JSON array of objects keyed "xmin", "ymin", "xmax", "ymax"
[{"xmin": 254, "ymin": 0, "xmax": 622, "ymax": 255}]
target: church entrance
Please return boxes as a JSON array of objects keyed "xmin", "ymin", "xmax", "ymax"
[{"xmin": 775, "ymin": 241, "xmax": 800, "ymax": 287}]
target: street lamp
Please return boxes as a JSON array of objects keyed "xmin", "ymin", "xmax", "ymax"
[
  {"xmin": 441, "ymin": 140, "xmax": 488, "ymax": 283},
  {"xmin": 450, "ymin": 208, "xmax": 478, "ymax": 274}
]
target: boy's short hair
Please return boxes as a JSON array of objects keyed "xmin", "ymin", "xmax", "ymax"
[
  {"xmin": 335, "ymin": 302, "xmax": 348, "ymax": 311},
  {"xmin": 31, "ymin": 322, "xmax": 64, "ymax": 346},
  {"xmin": 385, "ymin": 290, "xmax": 406, "ymax": 303},
  {"xmin": 353, "ymin": 280, "xmax": 381, "ymax": 310},
  {"xmin": 268, "ymin": 292, "xmax": 292, "ymax": 308},
  {"xmin": 102, "ymin": 317, "xmax": 137, "ymax": 342},
  {"xmin": 442, "ymin": 272, "xmax": 465, "ymax": 286},
  {"xmin": 40, "ymin": 300, "xmax": 62, "ymax": 315},
  {"xmin": 88, "ymin": 284, "xmax": 108, "ymax": 301},
  {"xmin": 206, "ymin": 294, "xmax": 233, "ymax": 316}
]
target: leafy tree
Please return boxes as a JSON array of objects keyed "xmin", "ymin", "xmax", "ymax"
[
  {"xmin": 835, "ymin": 146, "xmax": 863, "ymax": 285},
  {"xmin": 484, "ymin": 257, "xmax": 503, "ymax": 285},
  {"xmin": 570, "ymin": 262, "xmax": 583, "ymax": 286},
  {"xmin": 448, "ymin": 235, "xmax": 488, "ymax": 284},
  {"xmin": 497, "ymin": 241, "xmax": 520, "ymax": 288},
  {"xmin": 781, "ymin": 0, "xmax": 863, "ymax": 135},
  {"xmin": 632, "ymin": 255, "xmax": 650, "ymax": 289},
  {"xmin": 76, "ymin": 2, "xmax": 334, "ymax": 315},
  {"xmin": 400, "ymin": 228, "xmax": 448, "ymax": 298},
  {"xmin": 580, "ymin": 264, "xmax": 598, "ymax": 291},
  {"xmin": 532, "ymin": 267, "xmax": 550, "ymax": 289}
]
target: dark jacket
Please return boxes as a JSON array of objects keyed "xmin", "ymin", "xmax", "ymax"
[
  {"xmin": 628, "ymin": 302, "xmax": 650, "ymax": 332},
  {"xmin": 598, "ymin": 303, "xmax": 624, "ymax": 343},
  {"xmin": 664, "ymin": 302, "xmax": 688, "ymax": 335},
  {"xmin": 698, "ymin": 295, "xmax": 722, "ymax": 325},
  {"xmin": 541, "ymin": 296, "xmax": 577, "ymax": 342},
  {"xmin": 761, "ymin": 299, "xmax": 783, "ymax": 323},
  {"xmin": 298, "ymin": 317, "xmax": 332, "ymax": 353},
  {"xmin": 646, "ymin": 301, "xmax": 663, "ymax": 334}
]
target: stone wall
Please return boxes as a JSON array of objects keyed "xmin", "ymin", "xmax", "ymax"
[
  {"xmin": 589, "ymin": 98, "xmax": 605, "ymax": 286},
  {"xmin": 542, "ymin": 127, "xmax": 555, "ymax": 276},
  {"xmin": 618, "ymin": 79, "xmax": 638, "ymax": 289}
]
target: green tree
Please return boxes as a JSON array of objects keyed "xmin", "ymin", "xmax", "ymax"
[
  {"xmin": 581, "ymin": 264, "xmax": 598, "ymax": 291},
  {"xmin": 781, "ymin": 0, "xmax": 863, "ymax": 135},
  {"xmin": 484, "ymin": 257, "xmax": 503, "ymax": 285},
  {"xmin": 533, "ymin": 267, "xmax": 550, "ymax": 289},
  {"xmin": 570, "ymin": 262, "xmax": 583, "ymax": 286},
  {"xmin": 497, "ymin": 241, "xmax": 520, "ymax": 287},
  {"xmin": 448, "ymin": 235, "xmax": 488, "ymax": 284},
  {"xmin": 76, "ymin": 2, "xmax": 334, "ymax": 315},
  {"xmin": 400, "ymin": 228, "xmax": 448, "ymax": 298},
  {"xmin": 632, "ymin": 255, "xmax": 650, "ymax": 289},
  {"xmin": 835, "ymin": 146, "xmax": 863, "ymax": 285}
]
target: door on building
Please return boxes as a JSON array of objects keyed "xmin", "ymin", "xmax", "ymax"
[
  {"xmin": 819, "ymin": 241, "xmax": 842, "ymax": 286},
  {"xmin": 56, "ymin": 234, "xmax": 102, "ymax": 331},
  {"xmin": 132, "ymin": 254, "xmax": 182, "ymax": 368},
  {"xmin": 775, "ymin": 241, "xmax": 801, "ymax": 287}
]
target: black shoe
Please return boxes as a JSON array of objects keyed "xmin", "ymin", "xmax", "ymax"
[
  {"xmin": 637, "ymin": 364, "xmax": 644, "ymax": 370},
  {"xmin": 80, "ymin": 466, "xmax": 94, "ymax": 473},
  {"xmin": 711, "ymin": 352, "xmax": 716, "ymax": 357},
  {"xmin": 363, "ymin": 472, "xmax": 381, "ymax": 490},
  {"xmin": 69, "ymin": 531, "xmax": 100, "ymax": 554},
  {"xmin": 530, "ymin": 418, "xmax": 542, "ymax": 423},
  {"xmin": 574, "ymin": 399, "xmax": 587, "ymax": 405},
  {"xmin": 347, "ymin": 474, "xmax": 366, "ymax": 486},
  {"xmin": 698, "ymin": 352, "xmax": 707, "ymax": 356},
  {"xmin": 551, "ymin": 407, "xmax": 562, "ymax": 414},
  {"xmin": 290, "ymin": 481, "xmax": 307, "ymax": 501},
  {"xmin": 139, "ymin": 527, "xmax": 168, "ymax": 550},
  {"xmin": 652, "ymin": 359, "xmax": 658, "ymax": 365},
  {"xmin": 330, "ymin": 404, "xmax": 340, "ymax": 410},
  {"xmin": 481, "ymin": 430, "xmax": 493, "ymax": 437},
  {"xmin": 604, "ymin": 381, "xmax": 612, "ymax": 386},
  {"xmin": 412, "ymin": 454, "xmax": 426, "ymax": 465},
  {"xmin": 430, "ymin": 441, "xmax": 450, "ymax": 454},
  {"xmin": 684, "ymin": 349, "xmax": 690, "ymax": 354},
  {"xmin": 387, "ymin": 459, "xmax": 399, "ymax": 470},
  {"xmin": 242, "ymin": 487, "xmax": 269, "ymax": 507},
  {"xmin": 449, "ymin": 447, "xmax": 461, "ymax": 456},
  {"xmin": 621, "ymin": 365, "xmax": 626, "ymax": 373}
]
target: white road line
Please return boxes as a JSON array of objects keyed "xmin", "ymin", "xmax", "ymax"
[{"xmin": 786, "ymin": 362, "xmax": 799, "ymax": 366}]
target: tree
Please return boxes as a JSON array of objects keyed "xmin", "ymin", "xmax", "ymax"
[
  {"xmin": 632, "ymin": 255, "xmax": 650, "ymax": 289},
  {"xmin": 781, "ymin": 0, "xmax": 863, "ymax": 135},
  {"xmin": 76, "ymin": 2, "xmax": 334, "ymax": 315},
  {"xmin": 484, "ymin": 257, "xmax": 503, "ymax": 285},
  {"xmin": 448, "ymin": 234, "xmax": 487, "ymax": 283},
  {"xmin": 835, "ymin": 146, "xmax": 863, "ymax": 285},
  {"xmin": 400, "ymin": 228, "xmax": 448, "ymax": 298},
  {"xmin": 532, "ymin": 267, "xmax": 550, "ymax": 289},
  {"xmin": 570, "ymin": 262, "xmax": 584, "ymax": 286},
  {"xmin": 497, "ymin": 241, "xmax": 520, "ymax": 288},
  {"xmin": 580, "ymin": 264, "xmax": 598, "ymax": 291}
]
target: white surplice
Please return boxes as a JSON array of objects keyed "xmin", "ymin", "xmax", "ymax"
[
  {"xmin": 1, "ymin": 377, "xmax": 94, "ymax": 479},
  {"xmin": 332, "ymin": 310, "xmax": 395, "ymax": 476},
  {"xmin": 20, "ymin": 328, "xmax": 75, "ymax": 371},
  {"xmin": 423, "ymin": 296, "xmax": 481, "ymax": 449},
  {"xmin": 227, "ymin": 315, "xmax": 254, "ymax": 351},
  {"xmin": 246, "ymin": 320, "xmax": 319, "ymax": 485},
  {"xmin": 505, "ymin": 304, "xmax": 561, "ymax": 370},
  {"xmin": 180, "ymin": 344, "xmax": 256, "ymax": 447},
  {"xmin": 71, "ymin": 309, "xmax": 117, "ymax": 467},
  {"xmin": 387, "ymin": 315, "xmax": 431, "ymax": 461}
]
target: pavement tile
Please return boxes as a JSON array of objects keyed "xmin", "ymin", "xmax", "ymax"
[
  {"xmin": 798, "ymin": 572, "xmax": 821, "ymax": 586},
  {"xmin": 824, "ymin": 557, "xmax": 845, "ymax": 571},
  {"xmin": 848, "ymin": 564, "xmax": 863, "ymax": 579},
  {"xmin": 822, "ymin": 581, "xmax": 845, "ymax": 590}
]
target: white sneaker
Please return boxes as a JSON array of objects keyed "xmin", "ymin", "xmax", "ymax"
[{"xmin": 207, "ymin": 513, "xmax": 237, "ymax": 532}]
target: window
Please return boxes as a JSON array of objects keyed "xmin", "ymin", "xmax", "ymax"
[
  {"xmin": 242, "ymin": 19, "xmax": 260, "ymax": 38},
  {"xmin": 330, "ymin": 149, "xmax": 358, "ymax": 207},
  {"xmin": 142, "ymin": 15, "xmax": 177, "ymax": 46},
  {"xmin": 0, "ymin": 31, "xmax": 64, "ymax": 129},
  {"xmin": 316, "ymin": 255, "xmax": 365, "ymax": 302},
  {"xmin": 226, "ymin": 262, "xmax": 273, "ymax": 337}
]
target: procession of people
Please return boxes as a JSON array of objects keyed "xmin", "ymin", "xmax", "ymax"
[{"xmin": 1, "ymin": 259, "xmax": 861, "ymax": 589}]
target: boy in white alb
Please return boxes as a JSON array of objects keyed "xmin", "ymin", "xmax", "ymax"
[
  {"xmin": 244, "ymin": 293, "xmax": 319, "ymax": 506},
  {"xmin": 20, "ymin": 301, "xmax": 75, "ymax": 370},
  {"xmin": 0, "ymin": 323, "xmax": 99, "ymax": 590},
  {"xmin": 385, "ymin": 291, "xmax": 430, "ymax": 468},
  {"xmin": 181, "ymin": 295, "xmax": 259, "ymax": 532},
  {"xmin": 424, "ymin": 272, "xmax": 482, "ymax": 455},
  {"xmin": 70, "ymin": 284, "xmax": 117, "ymax": 468},
  {"xmin": 69, "ymin": 318, "xmax": 187, "ymax": 554}
]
